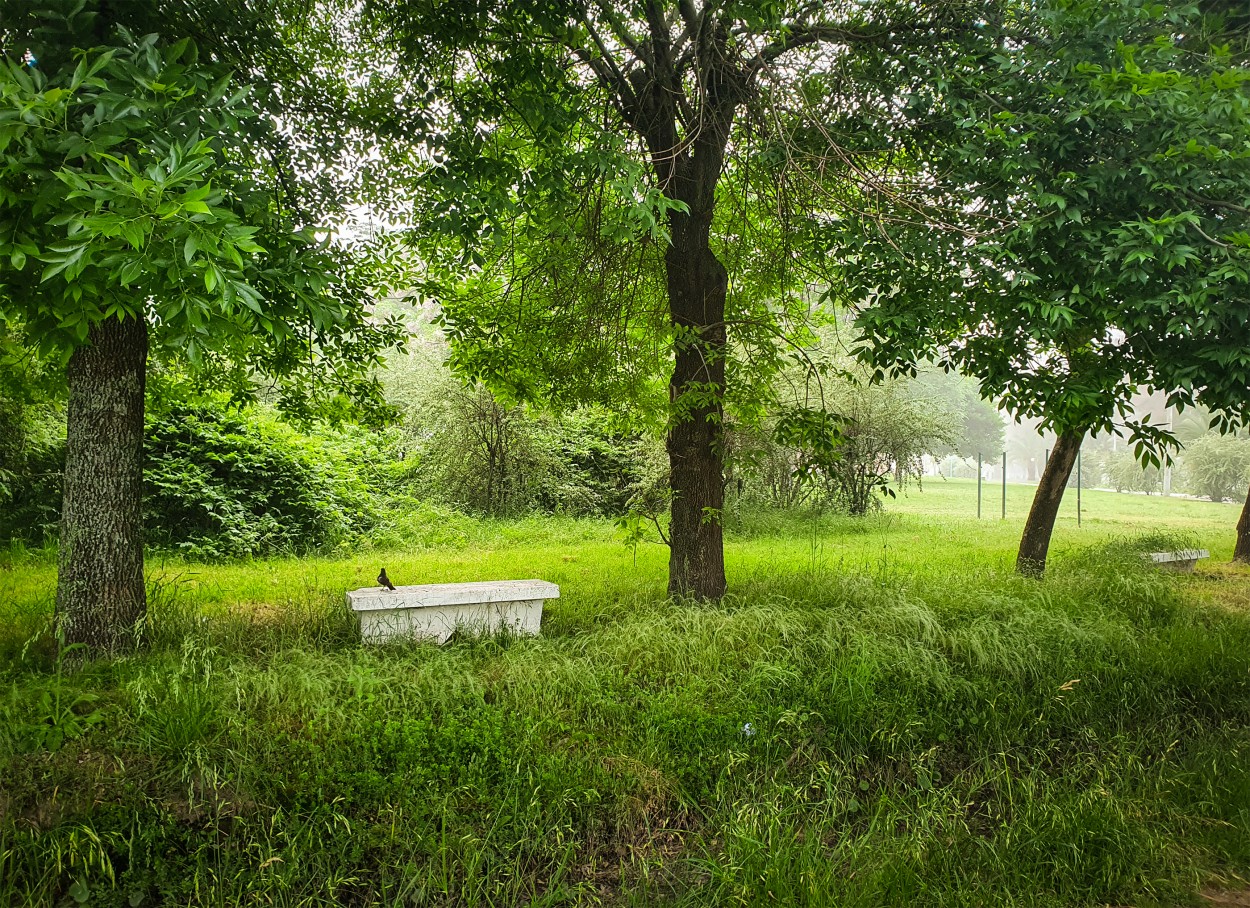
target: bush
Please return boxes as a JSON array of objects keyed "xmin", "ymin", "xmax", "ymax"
[
  {"xmin": 1104, "ymin": 450, "xmax": 1162, "ymax": 494},
  {"xmin": 396, "ymin": 363, "xmax": 658, "ymax": 518},
  {"xmin": 1180, "ymin": 433, "xmax": 1250, "ymax": 502},
  {"xmin": 0, "ymin": 331, "xmax": 66, "ymax": 546},
  {"xmin": 727, "ymin": 421, "xmax": 809, "ymax": 509},
  {"xmin": 735, "ymin": 371, "xmax": 957, "ymax": 517},
  {"xmin": 0, "ymin": 398, "xmax": 67, "ymax": 547},
  {"xmin": 0, "ymin": 398, "xmax": 395, "ymax": 558},
  {"xmin": 143, "ymin": 403, "xmax": 387, "ymax": 558}
]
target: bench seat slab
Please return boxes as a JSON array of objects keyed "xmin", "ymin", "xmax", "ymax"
[{"xmin": 348, "ymin": 580, "xmax": 559, "ymax": 644}]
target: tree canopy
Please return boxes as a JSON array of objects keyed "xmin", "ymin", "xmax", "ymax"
[
  {"xmin": 365, "ymin": 0, "xmax": 993, "ymax": 598},
  {"xmin": 0, "ymin": 1, "xmax": 402, "ymax": 650},
  {"xmin": 0, "ymin": 3, "xmax": 400, "ymax": 414},
  {"xmin": 822, "ymin": 0, "xmax": 1250, "ymax": 572},
  {"xmin": 838, "ymin": 0, "xmax": 1250, "ymax": 451}
]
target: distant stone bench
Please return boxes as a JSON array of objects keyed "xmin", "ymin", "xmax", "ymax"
[
  {"xmin": 348, "ymin": 579, "xmax": 560, "ymax": 644},
  {"xmin": 1146, "ymin": 549, "xmax": 1210, "ymax": 572}
]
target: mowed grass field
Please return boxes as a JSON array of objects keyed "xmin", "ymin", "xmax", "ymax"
[{"xmin": 2, "ymin": 483, "xmax": 1249, "ymax": 906}]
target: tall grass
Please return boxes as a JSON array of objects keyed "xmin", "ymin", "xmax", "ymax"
[{"xmin": 2, "ymin": 514, "xmax": 1249, "ymax": 906}]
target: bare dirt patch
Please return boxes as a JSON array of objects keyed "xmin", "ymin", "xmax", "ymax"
[{"xmin": 1202, "ymin": 887, "xmax": 1250, "ymax": 907}]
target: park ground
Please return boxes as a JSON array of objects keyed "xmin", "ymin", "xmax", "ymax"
[{"xmin": 2, "ymin": 480, "xmax": 1250, "ymax": 906}]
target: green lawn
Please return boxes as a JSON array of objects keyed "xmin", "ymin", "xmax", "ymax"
[
  {"xmin": 3, "ymin": 480, "xmax": 1240, "ymax": 626},
  {"xmin": 893, "ymin": 476, "xmax": 1240, "ymax": 539},
  {"xmin": 2, "ymin": 490, "xmax": 1249, "ymax": 906}
]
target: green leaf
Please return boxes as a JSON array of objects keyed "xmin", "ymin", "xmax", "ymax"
[
  {"xmin": 119, "ymin": 259, "xmax": 144, "ymax": 285},
  {"xmin": 121, "ymin": 221, "xmax": 146, "ymax": 250}
]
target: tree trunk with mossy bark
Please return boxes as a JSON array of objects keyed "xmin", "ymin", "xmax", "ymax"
[
  {"xmin": 1016, "ymin": 428, "xmax": 1083, "ymax": 577},
  {"xmin": 57, "ymin": 315, "xmax": 148, "ymax": 653},
  {"xmin": 1235, "ymin": 482, "xmax": 1250, "ymax": 564}
]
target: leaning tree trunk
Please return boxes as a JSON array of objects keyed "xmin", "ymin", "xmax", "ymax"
[
  {"xmin": 664, "ymin": 225, "xmax": 729, "ymax": 601},
  {"xmin": 57, "ymin": 315, "xmax": 149, "ymax": 653},
  {"xmin": 1016, "ymin": 428, "xmax": 1083, "ymax": 577},
  {"xmin": 1235, "ymin": 481, "xmax": 1250, "ymax": 564}
]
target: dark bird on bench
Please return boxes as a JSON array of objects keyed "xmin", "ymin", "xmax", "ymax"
[{"xmin": 378, "ymin": 568, "xmax": 396, "ymax": 591}]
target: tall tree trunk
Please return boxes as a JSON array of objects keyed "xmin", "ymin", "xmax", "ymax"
[
  {"xmin": 632, "ymin": 19, "xmax": 740, "ymax": 601},
  {"xmin": 664, "ymin": 230, "xmax": 728, "ymax": 601},
  {"xmin": 1016, "ymin": 428, "xmax": 1082, "ymax": 577},
  {"xmin": 57, "ymin": 315, "xmax": 149, "ymax": 653},
  {"xmin": 1235, "ymin": 481, "xmax": 1250, "ymax": 564}
]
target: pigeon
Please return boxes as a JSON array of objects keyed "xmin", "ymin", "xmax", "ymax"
[{"xmin": 378, "ymin": 568, "xmax": 396, "ymax": 591}]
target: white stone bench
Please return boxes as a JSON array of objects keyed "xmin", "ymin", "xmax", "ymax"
[
  {"xmin": 348, "ymin": 579, "xmax": 560, "ymax": 644},
  {"xmin": 1146, "ymin": 549, "xmax": 1210, "ymax": 572}
]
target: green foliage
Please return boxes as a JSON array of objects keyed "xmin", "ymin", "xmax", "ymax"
[
  {"xmin": 2, "ymin": 521, "xmax": 1250, "ymax": 905},
  {"xmin": 1105, "ymin": 450, "xmax": 1163, "ymax": 495},
  {"xmin": 409, "ymin": 381, "xmax": 555, "ymax": 517},
  {"xmin": 143, "ymin": 402, "xmax": 387, "ymax": 559},
  {"xmin": 366, "ymin": 498, "xmax": 477, "ymax": 551},
  {"xmin": 0, "ymin": 327, "xmax": 65, "ymax": 542},
  {"xmin": 732, "ymin": 351, "xmax": 958, "ymax": 516},
  {"xmin": 365, "ymin": 0, "xmax": 996, "ymax": 600},
  {"xmin": 0, "ymin": 3, "xmax": 401, "ymax": 411},
  {"xmin": 416, "ymin": 388, "xmax": 658, "ymax": 519},
  {"xmin": 1180, "ymin": 433, "xmax": 1250, "ymax": 502},
  {"xmin": 0, "ymin": 400, "xmax": 65, "ymax": 547},
  {"xmin": 838, "ymin": 0, "xmax": 1250, "ymax": 462},
  {"xmin": 726, "ymin": 417, "xmax": 809, "ymax": 509},
  {"xmin": 819, "ymin": 374, "xmax": 956, "ymax": 516},
  {"xmin": 919, "ymin": 367, "xmax": 1006, "ymax": 460},
  {"xmin": 0, "ymin": 396, "xmax": 395, "ymax": 558},
  {"xmin": 389, "ymin": 351, "xmax": 662, "ymax": 519},
  {"xmin": 2, "ymin": 639, "xmax": 103, "ymax": 755}
]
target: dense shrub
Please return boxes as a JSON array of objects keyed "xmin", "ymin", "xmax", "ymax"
[
  {"xmin": 396, "ymin": 363, "xmax": 659, "ymax": 519},
  {"xmin": 544, "ymin": 408, "xmax": 660, "ymax": 516},
  {"xmin": 732, "ymin": 373, "xmax": 956, "ymax": 516},
  {"xmin": 1179, "ymin": 433, "xmax": 1250, "ymax": 502},
  {"xmin": 0, "ymin": 399, "xmax": 397, "ymax": 558},
  {"xmin": 1104, "ymin": 450, "xmax": 1162, "ymax": 494},
  {"xmin": 144, "ymin": 403, "xmax": 388, "ymax": 558},
  {"xmin": 0, "ymin": 402, "xmax": 64, "ymax": 547},
  {"xmin": 0, "ymin": 331, "xmax": 64, "ymax": 546}
]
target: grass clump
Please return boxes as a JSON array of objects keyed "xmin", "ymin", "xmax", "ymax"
[{"xmin": 2, "ymin": 499, "xmax": 1250, "ymax": 906}]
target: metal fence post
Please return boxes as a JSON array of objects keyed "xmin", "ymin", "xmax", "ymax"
[
  {"xmin": 1077, "ymin": 448, "xmax": 1082, "ymax": 527},
  {"xmin": 1001, "ymin": 451, "xmax": 1007, "ymax": 519}
]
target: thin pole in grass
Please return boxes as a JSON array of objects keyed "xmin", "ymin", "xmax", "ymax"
[
  {"xmin": 977, "ymin": 452, "xmax": 983, "ymax": 518},
  {"xmin": 1001, "ymin": 451, "xmax": 1007, "ymax": 519},
  {"xmin": 1077, "ymin": 448, "xmax": 1082, "ymax": 526}
]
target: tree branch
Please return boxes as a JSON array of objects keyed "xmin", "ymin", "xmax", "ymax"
[
  {"xmin": 1192, "ymin": 223, "xmax": 1231, "ymax": 249},
  {"xmin": 643, "ymin": 0, "xmax": 675, "ymax": 83},
  {"xmin": 590, "ymin": 0, "xmax": 651, "ymax": 67},
  {"xmin": 750, "ymin": 19, "xmax": 946, "ymax": 76},
  {"xmin": 571, "ymin": 16, "xmax": 639, "ymax": 119},
  {"xmin": 1183, "ymin": 190, "xmax": 1250, "ymax": 216}
]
